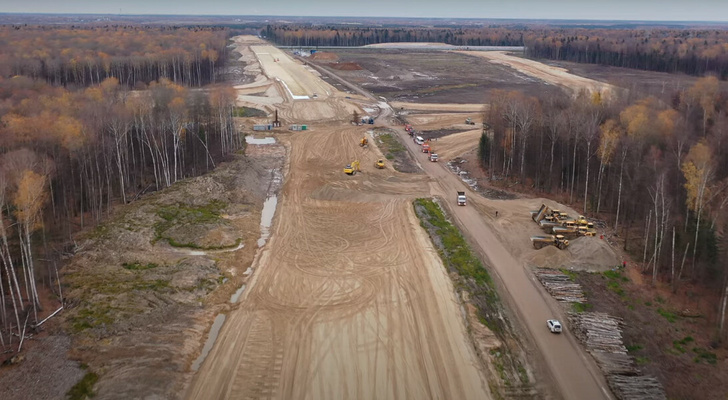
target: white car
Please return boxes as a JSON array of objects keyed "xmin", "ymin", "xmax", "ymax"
[{"xmin": 547, "ymin": 319, "xmax": 562, "ymax": 333}]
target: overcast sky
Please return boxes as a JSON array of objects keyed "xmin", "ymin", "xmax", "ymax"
[{"xmin": 4, "ymin": 0, "xmax": 728, "ymax": 22}]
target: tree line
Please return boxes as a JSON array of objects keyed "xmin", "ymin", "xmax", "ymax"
[
  {"xmin": 264, "ymin": 24, "xmax": 728, "ymax": 78},
  {"xmin": 479, "ymin": 78, "xmax": 728, "ymax": 337},
  {"xmin": 0, "ymin": 26, "xmax": 229, "ymax": 87},
  {"xmin": 524, "ymin": 29, "xmax": 728, "ymax": 79},
  {"xmin": 0, "ymin": 30, "xmax": 240, "ymax": 350},
  {"xmin": 262, "ymin": 25, "xmax": 524, "ymax": 47}
]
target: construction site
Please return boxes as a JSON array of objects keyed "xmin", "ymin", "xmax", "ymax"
[
  {"xmin": 177, "ymin": 35, "xmax": 631, "ymax": 400},
  {"xmin": 3, "ymin": 34, "xmax": 667, "ymax": 400}
]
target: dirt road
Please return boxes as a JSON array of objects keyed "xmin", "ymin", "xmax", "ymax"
[
  {"xmin": 186, "ymin": 38, "xmax": 492, "ymax": 400},
  {"xmin": 399, "ymin": 129, "xmax": 613, "ymax": 400},
  {"xmin": 458, "ymin": 51, "xmax": 614, "ymax": 96}
]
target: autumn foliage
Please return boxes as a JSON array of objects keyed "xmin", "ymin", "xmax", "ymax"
[
  {"xmin": 0, "ymin": 26, "xmax": 228, "ymax": 87},
  {"xmin": 0, "ymin": 27, "xmax": 239, "ymax": 346}
]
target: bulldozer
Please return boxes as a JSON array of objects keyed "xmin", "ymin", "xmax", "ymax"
[
  {"xmin": 531, "ymin": 234, "xmax": 569, "ymax": 250},
  {"xmin": 375, "ymin": 159, "xmax": 385, "ymax": 169},
  {"xmin": 343, "ymin": 160, "xmax": 361, "ymax": 175},
  {"xmin": 360, "ymin": 137, "xmax": 369, "ymax": 148}
]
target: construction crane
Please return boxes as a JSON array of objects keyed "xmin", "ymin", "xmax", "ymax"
[{"xmin": 343, "ymin": 160, "xmax": 361, "ymax": 175}]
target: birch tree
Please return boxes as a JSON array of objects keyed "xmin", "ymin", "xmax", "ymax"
[{"xmin": 682, "ymin": 141, "xmax": 713, "ymax": 271}]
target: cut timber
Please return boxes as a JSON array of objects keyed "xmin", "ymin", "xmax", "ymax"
[
  {"xmin": 608, "ymin": 375, "xmax": 667, "ymax": 400},
  {"xmin": 534, "ymin": 269, "xmax": 586, "ymax": 303},
  {"xmin": 569, "ymin": 312, "xmax": 666, "ymax": 400}
]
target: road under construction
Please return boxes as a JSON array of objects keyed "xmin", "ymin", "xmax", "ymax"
[{"xmin": 185, "ymin": 35, "xmax": 615, "ymax": 400}]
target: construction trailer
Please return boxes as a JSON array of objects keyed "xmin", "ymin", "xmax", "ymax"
[
  {"xmin": 253, "ymin": 124, "xmax": 273, "ymax": 131},
  {"xmin": 289, "ymin": 124, "xmax": 308, "ymax": 131}
]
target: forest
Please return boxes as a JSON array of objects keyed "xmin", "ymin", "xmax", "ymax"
[
  {"xmin": 264, "ymin": 24, "xmax": 728, "ymax": 78},
  {"xmin": 479, "ymin": 79, "xmax": 728, "ymax": 336},
  {"xmin": 0, "ymin": 27, "xmax": 240, "ymax": 350},
  {"xmin": 0, "ymin": 26, "xmax": 229, "ymax": 87}
]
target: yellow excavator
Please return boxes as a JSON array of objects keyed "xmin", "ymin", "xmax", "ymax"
[
  {"xmin": 375, "ymin": 159, "xmax": 385, "ymax": 169},
  {"xmin": 360, "ymin": 137, "xmax": 368, "ymax": 147},
  {"xmin": 343, "ymin": 160, "xmax": 361, "ymax": 175}
]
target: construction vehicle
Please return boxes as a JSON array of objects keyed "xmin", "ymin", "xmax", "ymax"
[
  {"xmin": 360, "ymin": 137, "xmax": 368, "ymax": 147},
  {"xmin": 531, "ymin": 235, "xmax": 569, "ymax": 250},
  {"xmin": 531, "ymin": 204, "xmax": 553, "ymax": 223},
  {"xmin": 465, "ymin": 118, "xmax": 475, "ymax": 125},
  {"xmin": 457, "ymin": 191, "xmax": 467, "ymax": 206},
  {"xmin": 422, "ymin": 143, "xmax": 430, "ymax": 153},
  {"xmin": 429, "ymin": 153, "xmax": 439, "ymax": 162},
  {"xmin": 343, "ymin": 160, "xmax": 361, "ymax": 175},
  {"xmin": 531, "ymin": 204, "xmax": 569, "ymax": 224},
  {"xmin": 375, "ymin": 159, "xmax": 385, "ymax": 169}
]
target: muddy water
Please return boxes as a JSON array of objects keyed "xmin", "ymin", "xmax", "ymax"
[
  {"xmin": 229, "ymin": 284, "xmax": 247, "ymax": 303},
  {"xmin": 257, "ymin": 195, "xmax": 278, "ymax": 247},
  {"xmin": 190, "ymin": 313, "xmax": 226, "ymax": 371}
]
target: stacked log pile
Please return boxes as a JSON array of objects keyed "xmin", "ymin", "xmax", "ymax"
[
  {"xmin": 569, "ymin": 312, "xmax": 666, "ymax": 400},
  {"xmin": 534, "ymin": 269, "xmax": 666, "ymax": 399},
  {"xmin": 608, "ymin": 375, "xmax": 667, "ymax": 400},
  {"xmin": 534, "ymin": 269, "xmax": 587, "ymax": 303}
]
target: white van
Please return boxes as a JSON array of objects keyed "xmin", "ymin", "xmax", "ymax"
[{"xmin": 414, "ymin": 136, "xmax": 424, "ymax": 145}]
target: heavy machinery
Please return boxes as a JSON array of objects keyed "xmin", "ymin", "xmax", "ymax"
[
  {"xmin": 531, "ymin": 235, "xmax": 569, "ymax": 250},
  {"xmin": 422, "ymin": 143, "xmax": 431, "ymax": 153},
  {"xmin": 465, "ymin": 118, "xmax": 475, "ymax": 125},
  {"xmin": 531, "ymin": 204, "xmax": 569, "ymax": 224},
  {"xmin": 360, "ymin": 137, "xmax": 369, "ymax": 147},
  {"xmin": 457, "ymin": 191, "xmax": 467, "ymax": 206},
  {"xmin": 375, "ymin": 159, "xmax": 385, "ymax": 169},
  {"xmin": 343, "ymin": 160, "xmax": 361, "ymax": 175}
]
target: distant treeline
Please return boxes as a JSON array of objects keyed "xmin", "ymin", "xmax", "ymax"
[
  {"xmin": 262, "ymin": 25, "xmax": 524, "ymax": 47},
  {"xmin": 264, "ymin": 24, "xmax": 728, "ymax": 78},
  {"xmin": 0, "ymin": 26, "xmax": 230, "ymax": 87},
  {"xmin": 525, "ymin": 29, "xmax": 728, "ymax": 79}
]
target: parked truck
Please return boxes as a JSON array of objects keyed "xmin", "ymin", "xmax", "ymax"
[
  {"xmin": 530, "ymin": 235, "xmax": 569, "ymax": 250},
  {"xmin": 457, "ymin": 191, "xmax": 466, "ymax": 206}
]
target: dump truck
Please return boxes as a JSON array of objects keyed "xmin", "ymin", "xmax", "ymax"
[
  {"xmin": 531, "ymin": 235, "xmax": 569, "ymax": 250},
  {"xmin": 457, "ymin": 191, "xmax": 467, "ymax": 206},
  {"xmin": 531, "ymin": 204, "xmax": 552, "ymax": 223},
  {"xmin": 551, "ymin": 226, "xmax": 580, "ymax": 238}
]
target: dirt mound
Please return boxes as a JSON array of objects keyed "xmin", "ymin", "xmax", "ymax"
[
  {"xmin": 524, "ymin": 236, "xmax": 619, "ymax": 272},
  {"xmin": 310, "ymin": 51, "xmax": 338, "ymax": 61},
  {"xmin": 567, "ymin": 236, "xmax": 621, "ymax": 271},
  {"xmin": 525, "ymin": 245, "xmax": 572, "ymax": 269},
  {"xmin": 327, "ymin": 62, "xmax": 363, "ymax": 71}
]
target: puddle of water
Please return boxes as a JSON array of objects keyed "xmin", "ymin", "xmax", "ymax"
[
  {"xmin": 174, "ymin": 241, "xmax": 245, "ymax": 256},
  {"xmin": 257, "ymin": 195, "xmax": 278, "ymax": 247},
  {"xmin": 191, "ymin": 313, "xmax": 226, "ymax": 371},
  {"xmin": 245, "ymin": 136, "xmax": 276, "ymax": 145},
  {"xmin": 230, "ymin": 284, "xmax": 247, "ymax": 303}
]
